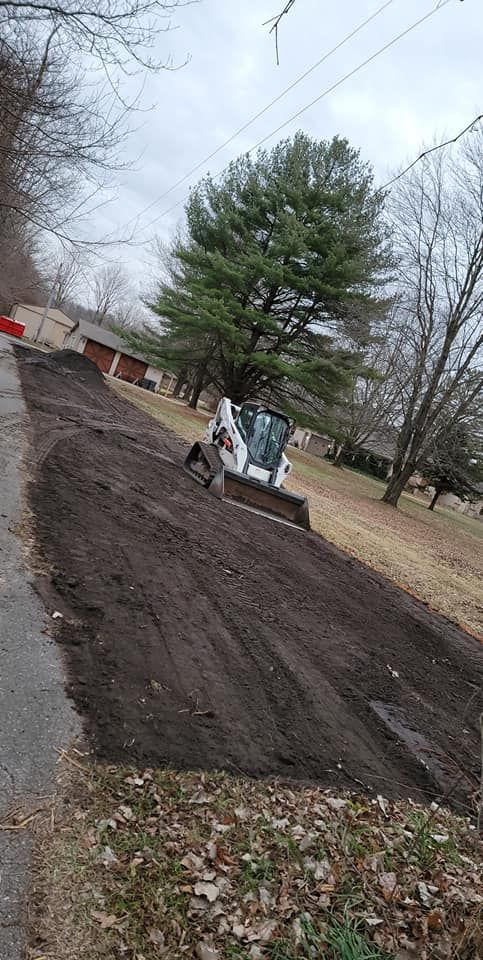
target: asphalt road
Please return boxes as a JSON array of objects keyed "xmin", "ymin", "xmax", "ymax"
[{"xmin": 0, "ymin": 335, "xmax": 78, "ymax": 959}]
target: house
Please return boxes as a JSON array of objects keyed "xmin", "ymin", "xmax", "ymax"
[
  {"xmin": 10, "ymin": 303, "xmax": 75, "ymax": 349},
  {"xmin": 290, "ymin": 428, "xmax": 333, "ymax": 458},
  {"xmin": 64, "ymin": 319, "xmax": 172, "ymax": 390},
  {"xmin": 429, "ymin": 485, "xmax": 483, "ymax": 520}
]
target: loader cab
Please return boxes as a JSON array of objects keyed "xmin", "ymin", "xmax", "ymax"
[{"xmin": 236, "ymin": 403, "xmax": 290, "ymax": 469}]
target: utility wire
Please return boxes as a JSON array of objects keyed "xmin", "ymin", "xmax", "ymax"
[
  {"xmin": 380, "ymin": 113, "xmax": 483, "ymax": 189},
  {"xmin": 142, "ymin": 0, "xmax": 453, "ymax": 233},
  {"xmin": 121, "ymin": 0, "xmax": 397, "ymax": 232}
]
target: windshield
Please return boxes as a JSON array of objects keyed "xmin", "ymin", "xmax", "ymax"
[
  {"xmin": 236, "ymin": 404, "xmax": 257, "ymax": 441},
  {"xmin": 246, "ymin": 410, "xmax": 288, "ymax": 466}
]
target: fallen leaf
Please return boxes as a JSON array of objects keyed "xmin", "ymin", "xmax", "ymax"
[
  {"xmin": 52, "ymin": 610, "xmax": 63, "ymax": 620},
  {"xmin": 417, "ymin": 881, "xmax": 434, "ymax": 906},
  {"xmin": 364, "ymin": 851, "xmax": 385, "ymax": 873},
  {"xmin": 91, "ymin": 911, "xmax": 121, "ymax": 929},
  {"xmin": 181, "ymin": 852, "xmax": 204, "ymax": 874},
  {"xmin": 81, "ymin": 828, "xmax": 97, "ymax": 849},
  {"xmin": 149, "ymin": 928, "xmax": 165, "ymax": 949},
  {"xmin": 196, "ymin": 943, "xmax": 221, "ymax": 960},
  {"xmin": 272, "ymin": 817, "xmax": 290, "ymax": 829},
  {"xmin": 194, "ymin": 882, "xmax": 220, "ymax": 902},
  {"xmin": 245, "ymin": 919, "xmax": 278, "ymax": 942},
  {"xmin": 376, "ymin": 795, "xmax": 388, "ymax": 815},
  {"xmin": 427, "ymin": 909, "xmax": 444, "ymax": 930},
  {"xmin": 325, "ymin": 798, "xmax": 347, "ymax": 811},
  {"xmin": 189, "ymin": 789, "xmax": 213, "ymax": 805},
  {"xmin": 98, "ymin": 845, "xmax": 118, "ymax": 866},
  {"xmin": 298, "ymin": 832, "xmax": 316, "ymax": 852},
  {"xmin": 303, "ymin": 857, "xmax": 331, "ymax": 881},
  {"xmin": 379, "ymin": 872, "xmax": 398, "ymax": 901},
  {"xmin": 206, "ymin": 841, "xmax": 217, "ymax": 861}
]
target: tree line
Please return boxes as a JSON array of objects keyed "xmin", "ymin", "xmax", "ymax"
[{"xmin": 124, "ymin": 129, "xmax": 483, "ymax": 510}]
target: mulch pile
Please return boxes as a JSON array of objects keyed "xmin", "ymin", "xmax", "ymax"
[{"xmin": 16, "ymin": 348, "xmax": 483, "ymax": 813}]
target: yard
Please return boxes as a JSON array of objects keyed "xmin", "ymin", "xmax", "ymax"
[
  {"xmin": 111, "ymin": 380, "xmax": 483, "ymax": 638},
  {"xmin": 15, "ymin": 352, "xmax": 483, "ymax": 960}
]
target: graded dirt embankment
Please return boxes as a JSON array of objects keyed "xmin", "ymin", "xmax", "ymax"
[{"xmin": 17, "ymin": 349, "xmax": 483, "ymax": 812}]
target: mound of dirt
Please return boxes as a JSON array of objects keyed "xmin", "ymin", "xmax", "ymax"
[
  {"xmin": 22, "ymin": 348, "xmax": 106, "ymax": 388},
  {"xmin": 18, "ymin": 356, "xmax": 483, "ymax": 813}
]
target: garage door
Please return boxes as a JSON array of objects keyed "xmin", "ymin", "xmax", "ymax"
[
  {"xmin": 114, "ymin": 354, "xmax": 147, "ymax": 383},
  {"xmin": 84, "ymin": 339, "xmax": 116, "ymax": 373}
]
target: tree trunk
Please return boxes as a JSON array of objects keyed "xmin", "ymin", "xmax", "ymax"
[
  {"xmin": 428, "ymin": 486, "xmax": 442, "ymax": 511},
  {"xmin": 332, "ymin": 444, "xmax": 345, "ymax": 467},
  {"xmin": 381, "ymin": 459, "xmax": 415, "ymax": 507},
  {"xmin": 188, "ymin": 380, "xmax": 202, "ymax": 409},
  {"xmin": 188, "ymin": 362, "xmax": 207, "ymax": 409},
  {"xmin": 173, "ymin": 368, "xmax": 188, "ymax": 398}
]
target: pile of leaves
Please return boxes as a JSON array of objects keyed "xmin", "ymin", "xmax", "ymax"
[{"xmin": 30, "ymin": 766, "xmax": 482, "ymax": 960}]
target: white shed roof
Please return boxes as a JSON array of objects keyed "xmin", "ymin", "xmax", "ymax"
[{"xmin": 15, "ymin": 304, "xmax": 75, "ymax": 328}]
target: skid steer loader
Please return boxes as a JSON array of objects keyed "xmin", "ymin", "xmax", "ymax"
[{"xmin": 184, "ymin": 398, "xmax": 310, "ymax": 530}]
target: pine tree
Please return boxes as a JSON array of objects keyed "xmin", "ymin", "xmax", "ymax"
[
  {"xmin": 127, "ymin": 133, "xmax": 392, "ymax": 409},
  {"xmin": 420, "ymin": 426, "xmax": 483, "ymax": 511}
]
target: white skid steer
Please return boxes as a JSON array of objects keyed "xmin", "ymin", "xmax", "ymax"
[{"xmin": 183, "ymin": 398, "xmax": 310, "ymax": 530}]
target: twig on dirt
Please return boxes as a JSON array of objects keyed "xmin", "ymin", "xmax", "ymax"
[
  {"xmin": 0, "ymin": 806, "xmax": 47, "ymax": 830},
  {"xmin": 478, "ymin": 713, "xmax": 483, "ymax": 835},
  {"xmin": 461, "ymin": 684, "xmax": 482, "ymax": 729},
  {"xmin": 55, "ymin": 747, "xmax": 91, "ymax": 775}
]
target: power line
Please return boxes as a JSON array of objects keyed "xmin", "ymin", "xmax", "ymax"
[
  {"xmin": 380, "ymin": 113, "xmax": 483, "ymax": 189},
  {"xmin": 122, "ymin": 0, "xmax": 397, "ymax": 232},
  {"xmin": 142, "ymin": 0, "xmax": 453, "ymax": 234}
]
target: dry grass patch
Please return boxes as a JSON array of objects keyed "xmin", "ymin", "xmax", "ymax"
[
  {"xmin": 29, "ymin": 764, "xmax": 482, "ymax": 960},
  {"xmin": 110, "ymin": 385, "xmax": 483, "ymax": 636},
  {"xmin": 110, "ymin": 380, "xmax": 210, "ymax": 444}
]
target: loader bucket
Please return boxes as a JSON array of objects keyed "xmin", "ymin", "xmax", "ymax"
[
  {"xmin": 223, "ymin": 469, "xmax": 310, "ymax": 530},
  {"xmin": 184, "ymin": 442, "xmax": 310, "ymax": 530}
]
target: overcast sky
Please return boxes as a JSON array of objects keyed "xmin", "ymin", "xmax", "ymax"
[{"xmin": 88, "ymin": 0, "xmax": 482, "ymax": 284}]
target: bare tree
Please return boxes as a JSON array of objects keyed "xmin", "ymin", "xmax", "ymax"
[
  {"xmin": 381, "ymin": 130, "xmax": 483, "ymax": 507},
  {"xmin": 0, "ymin": 2, "xmax": 189, "ymax": 241},
  {"xmin": 0, "ymin": 221, "xmax": 46, "ymax": 310},
  {"xmin": 326, "ymin": 319, "xmax": 407, "ymax": 466},
  {"xmin": 42, "ymin": 249, "xmax": 88, "ymax": 308},
  {"xmin": 90, "ymin": 263, "xmax": 132, "ymax": 326},
  {"xmin": 0, "ymin": 2, "xmax": 186, "ymax": 70},
  {"xmin": 0, "ymin": 29, "xmax": 128, "ymax": 241}
]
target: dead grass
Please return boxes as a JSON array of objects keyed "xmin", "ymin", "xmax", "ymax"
[
  {"xmin": 109, "ymin": 383, "xmax": 483, "ymax": 637},
  {"xmin": 29, "ymin": 762, "xmax": 482, "ymax": 960}
]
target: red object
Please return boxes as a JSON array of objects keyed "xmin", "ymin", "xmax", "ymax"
[{"xmin": 0, "ymin": 315, "xmax": 25, "ymax": 338}]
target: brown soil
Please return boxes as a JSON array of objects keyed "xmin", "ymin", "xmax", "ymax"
[{"xmin": 17, "ymin": 349, "xmax": 483, "ymax": 812}]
